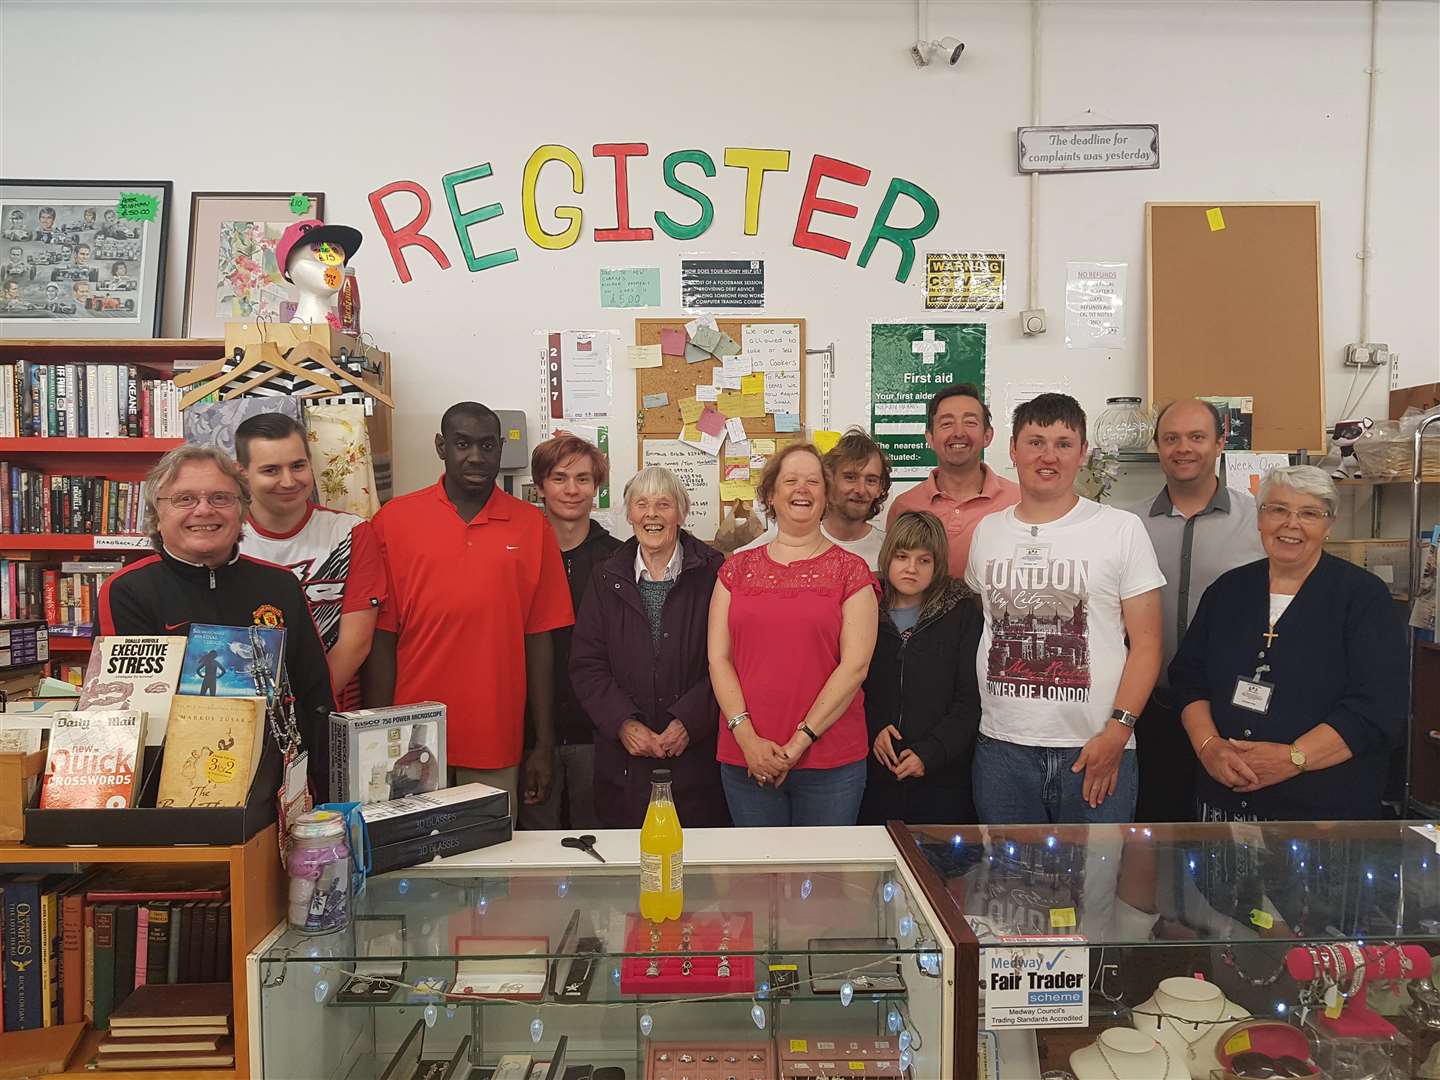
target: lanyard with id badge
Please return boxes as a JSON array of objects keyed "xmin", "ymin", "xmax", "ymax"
[{"xmin": 1232, "ymin": 616, "xmax": 1281, "ymax": 715}]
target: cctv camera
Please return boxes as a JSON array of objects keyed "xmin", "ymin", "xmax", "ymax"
[{"xmin": 939, "ymin": 36, "xmax": 965, "ymax": 65}]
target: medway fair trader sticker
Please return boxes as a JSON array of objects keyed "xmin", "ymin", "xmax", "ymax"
[{"xmin": 984, "ymin": 937, "xmax": 1089, "ymax": 1029}]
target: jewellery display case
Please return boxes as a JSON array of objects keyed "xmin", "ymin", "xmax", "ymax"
[
  {"xmin": 892, "ymin": 821, "xmax": 1440, "ymax": 1080},
  {"xmin": 248, "ymin": 828, "xmax": 958, "ymax": 1080}
]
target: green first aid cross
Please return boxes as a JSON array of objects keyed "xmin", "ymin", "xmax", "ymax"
[{"xmin": 869, "ymin": 323, "xmax": 987, "ymax": 480}]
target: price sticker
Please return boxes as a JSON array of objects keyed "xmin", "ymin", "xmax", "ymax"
[
  {"xmin": 1249, "ymin": 908, "xmax": 1274, "ymax": 930},
  {"xmin": 1050, "ymin": 907, "xmax": 1077, "ymax": 928}
]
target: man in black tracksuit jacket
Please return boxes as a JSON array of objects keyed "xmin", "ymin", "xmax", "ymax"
[{"xmin": 100, "ymin": 544, "xmax": 336, "ymax": 796}]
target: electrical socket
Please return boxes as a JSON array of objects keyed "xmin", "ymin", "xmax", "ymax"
[
  {"xmin": 1391, "ymin": 353, "xmax": 1403, "ymax": 389},
  {"xmin": 1021, "ymin": 309, "xmax": 1047, "ymax": 336},
  {"xmin": 1344, "ymin": 342, "xmax": 1389, "ymax": 368}
]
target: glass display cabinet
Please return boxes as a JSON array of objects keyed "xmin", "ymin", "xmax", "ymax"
[
  {"xmin": 892, "ymin": 820, "xmax": 1440, "ymax": 1080},
  {"xmin": 248, "ymin": 828, "xmax": 960, "ymax": 1080}
]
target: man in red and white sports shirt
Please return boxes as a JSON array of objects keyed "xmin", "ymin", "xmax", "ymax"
[{"xmin": 235, "ymin": 412, "xmax": 385, "ymax": 710}]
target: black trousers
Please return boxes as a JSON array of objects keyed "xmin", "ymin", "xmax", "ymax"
[{"xmin": 1135, "ymin": 693, "xmax": 1197, "ymax": 823}]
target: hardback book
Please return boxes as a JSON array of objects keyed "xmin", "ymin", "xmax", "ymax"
[
  {"xmin": 112, "ymin": 905, "xmax": 139, "ymax": 1015},
  {"xmin": 328, "ymin": 701, "xmax": 446, "ymax": 805},
  {"xmin": 38, "ymin": 710, "xmax": 146, "ymax": 809},
  {"xmin": 94, "ymin": 1038, "xmax": 235, "ymax": 1069},
  {"xmin": 77, "ymin": 636, "xmax": 185, "ymax": 746},
  {"xmin": 1200, "ymin": 395, "xmax": 1254, "ymax": 450},
  {"xmin": 155, "ymin": 696, "xmax": 264, "ymax": 809},
  {"xmin": 177, "ymin": 624, "xmax": 285, "ymax": 698},
  {"xmin": 106, "ymin": 980, "xmax": 232, "ymax": 1028},
  {"xmin": 2, "ymin": 874, "xmax": 52, "ymax": 1031},
  {"xmin": 97, "ymin": 1032, "xmax": 222, "ymax": 1053}
]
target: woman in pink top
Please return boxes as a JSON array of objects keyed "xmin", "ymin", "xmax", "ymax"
[{"xmin": 708, "ymin": 444, "xmax": 879, "ymax": 826}]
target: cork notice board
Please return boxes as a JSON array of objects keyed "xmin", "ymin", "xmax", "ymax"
[
  {"xmin": 634, "ymin": 317, "xmax": 807, "ymax": 449},
  {"xmin": 1147, "ymin": 202, "xmax": 1327, "ymax": 453}
]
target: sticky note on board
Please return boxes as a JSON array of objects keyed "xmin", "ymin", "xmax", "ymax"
[
  {"xmin": 1206, "ymin": 207, "xmax": 1226, "ymax": 231},
  {"xmin": 714, "ymin": 332, "xmax": 742, "ymax": 356},
  {"xmin": 738, "ymin": 392, "xmax": 766, "ymax": 418},
  {"xmin": 680, "ymin": 423, "xmax": 700, "ymax": 443},
  {"xmin": 642, "ymin": 392, "xmax": 669, "ymax": 408},
  {"xmin": 726, "ymin": 417, "xmax": 747, "ymax": 442},
  {"xmin": 774, "ymin": 412, "xmax": 801, "ymax": 432},
  {"xmin": 730, "ymin": 440, "xmax": 750, "ymax": 457},
  {"xmin": 695, "ymin": 384, "xmax": 719, "ymax": 402},
  {"xmin": 713, "ymin": 370, "xmax": 741, "ymax": 391},
  {"xmin": 698, "ymin": 429, "xmax": 725, "ymax": 455},
  {"xmin": 740, "ymin": 372, "xmax": 765, "ymax": 395},
  {"xmin": 660, "ymin": 327, "xmax": 687, "ymax": 355},
  {"xmin": 684, "ymin": 343, "xmax": 711, "ymax": 364},
  {"xmin": 717, "ymin": 390, "xmax": 744, "ymax": 417},
  {"xmin": 679, "ymin": 397, "xmax": 703, "ymax": 423},
  {"xmin": 626, "ymin": 344, "xmax": 663, "ymax": 369},
  {"xmin": 1049, "ymin": 906, "xmax": 1077, "ymax": 928},
  {"xmin": 752, "ymin": 438, "xmax": 776, "ymax": 455},
  {"xmin": 116, "ymin": 192, "xmax": 158, "ymax": 221},
  {"xmin": 723, "ymin": 458, "xmax": 750, "ymax": 481},
  {"xmin": 691, "ymin": 325, "xmax": 722, "ymax": 353},
  {"xmin": 698, "ymin": 407, "xmax": 726, "ymax": 436},
  {"xmin": 814, "ymin": 430, "xmax": 843, "ymax": 455},
  {"xmin": 720, "ymin": 479, "xmax": 756, "ymax": 501},
  {"xmin": 722, "ymin": 354, "xmax": 754, "ymax": 377},
  {"xmin": 751, "ymin": 453, "xmax": 768, "ymax": 470}
]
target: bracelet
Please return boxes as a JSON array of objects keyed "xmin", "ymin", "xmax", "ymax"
[
  {"xmin": 1197, "ymin": 734, "xmax": 1219, "ymax": 757},
  {"xmin": 797, "ymin": 722, "xmax": 820, "ymax": 743},
  {"xmin": 726, "ymin": 711, "xmax": 751, "ymax": 733}
]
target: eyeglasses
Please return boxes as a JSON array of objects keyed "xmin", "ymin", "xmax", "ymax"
[
  {"xmin": 157, "ymin": 491, "xmax": 240, "ymax": 510},
  {"xmin": 1229, "ymin": 1051, "xmax": 1316, "ymax": 1078},
  {"xmin": 1258, "ymin": 504, "xmax": 1331, "ymax": 526}
]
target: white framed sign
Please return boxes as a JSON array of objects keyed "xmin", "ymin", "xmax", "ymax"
[
  {"xmin": 1017, "ymin": 125, "xmax": 1159, "ymax": 173},
  {"xmin": 983, "ymin": 937, "xmax": 1090, "ymax": 1029}
]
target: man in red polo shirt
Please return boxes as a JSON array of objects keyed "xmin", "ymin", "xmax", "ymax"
[
  {"xmin": 886, "ymin": 383, "xmax": 1020, "ymax": 576},
  {"xmin": 365, "ymin": 402, "xmax": 573, "ymax": 813}
]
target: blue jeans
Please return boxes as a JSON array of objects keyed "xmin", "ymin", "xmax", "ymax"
[
  {"xmin": 972, "ymin": 733, "xmax": 1138, "ymax": 824},
  {"xmin": 720, "ymin": 761, "xmax": 867, "ymax": 827}
]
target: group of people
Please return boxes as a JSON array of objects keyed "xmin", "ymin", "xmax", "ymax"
[{"xmin": 97, "ymin": 387, "xmax": 1408, "ymax": 830}]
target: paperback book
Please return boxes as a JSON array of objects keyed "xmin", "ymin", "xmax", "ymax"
[
  {"xmin": 39, "ymin": 710, "xmax": 146, "ymax": 809},
  {"xmin": 156, "ymin": 696, "xmax": 265, "ymax": 809},
  {"xmin": 78, "ymin": 635, "xmax": 185, "ymax": 745},
  {"xmin": 177, "ymin": 624, "xmax": 285, "ymax": 698}
]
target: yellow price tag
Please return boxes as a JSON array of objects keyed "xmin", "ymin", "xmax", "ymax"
[
  {"xmin": 1224, "ymin": 1031, "xmax": 1252, "ymax": 1056},
  {"xmin": 204, "ymin": 750, "xmax": 237, "ymax": 784},
  {"xmin": 1249, "ymin": 908, "xmax": 1274, "ymax": 930},
  {"xmin": 789, "ymin": 1040, "xmax": 808, "ymax": 1053},
  {"xmin": 1050, "ymin": 906, "xmax": 1077, "ymax": 928},
  {"xmin": 848, "ymin": 1064, "xmax": 866, "ymax": 1072},
  {"xmin": 509, "ymin": 428, "xmax": 522, "ymax": 441},
  {"xmin": 1206, "ymin": 207, "xmax": 1227, "ymax": 231}
]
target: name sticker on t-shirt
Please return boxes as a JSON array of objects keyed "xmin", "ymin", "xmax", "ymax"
[
  {"xmin": 1013, "ymin": 542, "xmax": 1051, "ymax": 570},
  {"xmin": 1231, "ymin": 677, "xmax": 1274, "ymax": 714}
]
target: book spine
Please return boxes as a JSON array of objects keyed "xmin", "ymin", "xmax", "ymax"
[
  {"xmin": 2, "ymin": 878, "xmax": 43, "ymax": 1031},
  {"xmin": 84, "ymin": 906, "xmax": 95, "ymax": 1024},
  {"xmin": 112, "ymin": 903, "xmax": 138, "ymax": 1015},
  {"xmin": 66, "ymin": 364, "xmax": 78, "ymax": 437},
  {"xmin": 75, "ymin": 363, "xmax": 86, "ymax": 438},
  {"xmin": 125, "ymin": 365, "xmax": 139, "ymax": 438},
  {"xmin": 85, "ymin": 364, "xmax": 99, "ymax": 437},
  {"xmin": 199, "ymin": 902, "xmax": 220, "ymax": 982},
  {"xmin": 70, "ymin": 475, "xmax": 81, "ymax": 534},
  {"xmin": 27, "ymin": 362, "xmax": 39, "ymax": 437},
  {"xmin": 42, "ymin": 568, "xmax": 58, "ymax": 626},
  {"xmin": 44, "ymin": 365, "xmax": 55, "ymax": 438},
  {"xmin": 44, "ymin": 886, "xmax": 61, "ymax": 1027},
  {"xmin": 0, "ymin": 364, "xmax": 11, "ymax": 437},
  {"xmin": 38, "ymin": 889, "xmax": 53, "ymax": 1027},
  {"xmin": 215, "ymin": 902, "xmax": 231, "ymax": 982},
  {"xmin": 62, "ymin": 887, "xmax": 85, "ymax": 1025},
  {"xmin": 145, "ymin": 903, "xmax": 170, "ymax": 985},
  {"xmin": 140, "ymin": 381, "xmax": 151, "ymax": 438},
  {"xmin": 181, "ymin": 901, "xmax": 201, "ymax": 984},
  {"xmin": 132, "ymin": 905, "xmax": 149, "ymax": 990},
  {"xmin": 92, "ymin": 904, "xmax": 115, "ymax": 1030},
  {"xmin": 166, "ymin": 904, "xmax": 182, "ymax": 985}
]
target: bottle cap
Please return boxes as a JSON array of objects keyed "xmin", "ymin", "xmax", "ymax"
[
  {"xmin": 291, "ymin": 808, "xmax": 347, "ymax": 840},
  {"xmin": 652, "ymin": 769, "xmax": 672, "ymax": 782}
]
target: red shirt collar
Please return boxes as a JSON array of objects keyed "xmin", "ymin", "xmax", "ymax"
[
  {"xmin": 430, "ymin": 476, "xmax": 510, "ymax": 521},
  {"xmin": 247, "ymin": 502, "xmax": 316, "ymax": 540},
  {"xmin": 921, "ymin": 463, "xmax": 1004, "ymax": 503}
]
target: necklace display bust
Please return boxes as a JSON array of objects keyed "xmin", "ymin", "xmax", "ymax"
[
  {"xmin": 1071, "ymin": 1027, "xmax": 1185, "ymax": 1080},
  {"xmin": 1131, "ymin": 976, "xmax": 1247, "ymax": 1080}
]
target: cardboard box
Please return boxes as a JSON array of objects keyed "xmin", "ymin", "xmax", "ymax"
[
  {"xmin": 369, "ymin": 815, "xmax": 512, "ymax": 876},
  {"xmin": 359, "ymin": 782, "xmax": 507, "ymax": 848}
]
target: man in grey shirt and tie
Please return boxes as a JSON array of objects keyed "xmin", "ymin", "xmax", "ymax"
[{"xmin": 1124, "ymin": 399, "xmax": 1266, "ymax": 821}]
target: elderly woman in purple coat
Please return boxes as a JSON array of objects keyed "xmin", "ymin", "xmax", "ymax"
[{"xmin": 570, "ymin": 465, "xmax": 729, "ymax": 828}]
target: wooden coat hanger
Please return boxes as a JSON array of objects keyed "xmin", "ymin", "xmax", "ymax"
[
  {"xmin": 177, "ymin": 341, "xmax": 341, "ymax": 409},
  {"xmin": 284, "ymin": 340, "xmax": 394, "ymax": 408}
]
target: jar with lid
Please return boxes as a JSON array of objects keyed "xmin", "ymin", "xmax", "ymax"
[
  {"xmin": 1095, "ymin": 396, "xmax": 1153, "ymax": 453},
  {"xmin": 286, "ymin": 809, "xmax": 352, "ymax": 934}
]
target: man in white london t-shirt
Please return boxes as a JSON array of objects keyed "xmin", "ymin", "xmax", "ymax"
[
  {"xmin": 965, "ymin": 394, "xmax": 1164, "ymax": 824},
  {"xmin": 737, "ymin": 429, "xmax": 889, "ymax": 570}
]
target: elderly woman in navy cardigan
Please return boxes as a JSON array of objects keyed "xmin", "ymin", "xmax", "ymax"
[{"xmin": 1169, "ymin": 465, "xmax": 1406, "ymax": 821}]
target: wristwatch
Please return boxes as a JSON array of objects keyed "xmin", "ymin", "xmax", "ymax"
[
  {"xmin": 1110, "ymin": 708, "xmax": 1138, "ymax": 729},
  {"xmin": 726, "ymin": 711, "xmax": 751, "ymax": 733},
  {"xmin": 1289, "ymin": 743, "xmax": 1308, "ymax": 771}
]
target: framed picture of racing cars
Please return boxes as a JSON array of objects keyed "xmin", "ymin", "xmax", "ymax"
[{"xmin": 0, "ymin": 178, "xmax": 171, "ymax": 339}]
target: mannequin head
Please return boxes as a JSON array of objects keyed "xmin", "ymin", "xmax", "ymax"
[{"xmin": 274, "ymin": 219, "xmax": 363, "ymax": 325}]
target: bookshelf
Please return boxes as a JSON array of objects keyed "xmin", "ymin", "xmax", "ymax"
[
  {"xmin": 0, "ymin": 338, "xmax": 219, "ymax": 661},
  {"xmin": 0, "ymin": 823, "xmax": 285, "ymax": 1080}
]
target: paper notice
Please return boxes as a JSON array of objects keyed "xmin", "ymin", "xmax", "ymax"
[
  {"xmin": 695, "ymin": 384, "xmax": 720, "ymax": 402},
  {"xmin": 548, "ymin": 331, "xmax": 611, "ymax": 420},
  {"xmin": 742, "ymin": 323, "xmax": 800, "ymax": 414},
  {"xmin": 726, "ymin": 417, "xmax": 747, "ymax": 443},
  {"xmin": 626, "ymin": 344, "xmax": 663, "ymax": 369},
  {"xmin": 1064, "ymin": 263, "xmax": 1127, "ymax": 349},
  {"xmin": 644, "ymin": 440, "xmax": 719, "ymax": 538}
]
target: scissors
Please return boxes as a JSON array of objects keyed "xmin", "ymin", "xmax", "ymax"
[{"xmin": 562, "ymin": 834, "xmax": 606, "ymax": 863}]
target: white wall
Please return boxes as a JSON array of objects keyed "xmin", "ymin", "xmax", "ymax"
[{"xmin": 3, "ymin": 0, "xmax": 1437, "ymax": 501}]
